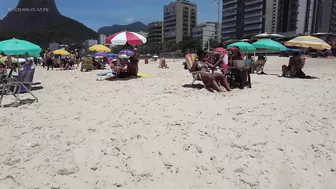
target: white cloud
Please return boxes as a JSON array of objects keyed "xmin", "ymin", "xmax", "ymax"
[{"xmin": 125, "ymin": 16, "xmax": 135, "ymax": 23}]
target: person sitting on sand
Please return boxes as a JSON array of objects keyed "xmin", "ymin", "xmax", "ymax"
[
  {"xmin": 282, "ymin": 51, "xmax": 306, "ymax": 78},
  {"xmin": 110, "ymin": 57, "xmax": 131, "ymax": 78},
  {"xmin": 159, "ymin": 57, "xmax": 168, "ymax": 68},
  {"xmin": 191, "ymin": 50, "xmax": 231, "ymax": 92}
]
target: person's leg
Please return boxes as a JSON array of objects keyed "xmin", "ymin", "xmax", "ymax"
[
  {"xmin": 212, "ymin": 73, "xmax": 231, "ymax": 91},
  {"xmin": 199, "ymin": 72, "xmax": 223, "ymax": 92}
]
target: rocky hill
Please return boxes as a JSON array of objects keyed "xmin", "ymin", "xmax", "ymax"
[{"xmin": 0, "ymin": 0, "xmax": 97, "ymax": 48}]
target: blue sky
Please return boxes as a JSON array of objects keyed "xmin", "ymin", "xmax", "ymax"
[{"xmin": 0, "ymin": 0, "xmax": 219, "ymax": 31}]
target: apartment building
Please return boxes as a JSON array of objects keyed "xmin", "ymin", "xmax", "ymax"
[
  {"xmin": 222, "ymin": 0, "xmax": 267, "ymax": 40},
  {"xmin": 98, "ymin": 34, "xmax": 106, "ymax": 45},
  {"xmin": 192, "ymin": 22, "xmax": 218, "ymax": 48},
  {"xmin": 148, "ymin": 21, "xmax": 163, "ymax": 44},
  {"xmin": 84, "ymin": 39, "xmax": 98, "ymax": 52},
  {"xmin": 317, "ymin": 0, "xmax": 336, "ymax": 33},
  {"xmin": 163, "ymin": 0, "xmax": 197, "ymax": 43}
]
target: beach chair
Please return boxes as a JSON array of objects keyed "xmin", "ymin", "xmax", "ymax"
[
  {"xmin": 185, "ymin": 53, "xmax": 204, "ymax": 85},
  {"xmin": 0, "ymin": 68, "xmax": 38, "ymax": 106},
  {"xmin": 251, "ymin": 58, "xmax": 267, "ymax": 74}
]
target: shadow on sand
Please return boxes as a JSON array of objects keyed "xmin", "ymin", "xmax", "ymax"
[{"xmin": 1, "ymin": 98, "xmax": 36, "ymax": 108}]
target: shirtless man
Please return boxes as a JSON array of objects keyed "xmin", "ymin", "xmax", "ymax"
[{"xmin": 45, "ymin": 49, "xmax": 54, "ymax": 71}]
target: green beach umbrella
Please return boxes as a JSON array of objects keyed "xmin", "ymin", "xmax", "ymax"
[
  {"xmin": 0, "ymin": 38, "xmax": 42, "ymax": 56},
  {"xmin": 227, "ymin": 42, "xmax": 256, "ymax": 52},
  {"xmin": 252, "ymin": 39, "xmax": 287, "ymax": 51}
]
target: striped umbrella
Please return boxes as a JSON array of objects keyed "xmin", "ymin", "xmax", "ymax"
[
  {"xmin": 285, "ymin": 35, "xmax": 331, "ymax": 50},
  {"xmin": 105, "ymin": 31, "xmax": 147, "ymax": 45}
]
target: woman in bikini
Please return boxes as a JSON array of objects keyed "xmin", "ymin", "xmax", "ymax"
[{"xmin": 191, "ymin": 50, "xmax": 231, "ymax": 92}]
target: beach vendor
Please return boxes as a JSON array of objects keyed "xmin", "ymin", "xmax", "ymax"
[{"xmin": 128, "ymin": 48, "xmax": 139, "ymax": 76}]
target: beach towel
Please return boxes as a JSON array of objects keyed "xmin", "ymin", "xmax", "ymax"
[
  {"xmin": 185, "ymin": 53, "xmax": 197, "ymax": 72},
  {"xmin": 96, "ymin": 72, "xmax": 116, "ymax": 76},
  {"xmin": 137, "ymin": 73, "xmax": 155, "ymax": 77}
]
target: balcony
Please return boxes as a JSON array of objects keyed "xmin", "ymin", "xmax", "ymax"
[
  {"xmin": 244, "ymin": 12, "xmax": 262, "ymax": 18},
  {"xmin": 223, "ymin": 4, "xmax": 237, "ymax": 11},
  {"xmin": 244, "ymin": 5, "xmax": 262, "ymax": 13},
  {"xmin": 223, "ymin": 0, "xmax": 237, "ymax": 6},
  {"xmin": 222, "ymin": 29, "xmax": 236, "ymax": 34},
  {"xmin": 244, "ymin": 24, "xmax": 262, "ymax": 31},
  {"xmin": 222, "ymin": 23, "xmax": 236, "ymax": 29},
  {"xmin": 222, "ymin": 16, "xmax": 237, "ymax": 23},
  {"xmin": 223, "ymin": 10, "xmax": 237, "ymax": 17},
  {"xmin": 245, "ymin": 0, "xmax": 263, "ymax": 6},
  {"xmin": 244, "ymin": 18, "xmax": 262, "ymax": 25}
]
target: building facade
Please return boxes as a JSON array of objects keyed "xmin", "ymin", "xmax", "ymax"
[
  {"xmin": 222, "ymin": 0, "xmax": 267, "ymax": 40},
  {"xmin": 163, "ymin": 0, "xmax": 197, "ymax": 43},
  {"xmin": 84, "ymin": 39, "xmax": 98, "ymax": 52},
  {"xmin": 98, "ymin": 34, "xmax": 106, "ymax": 45},
  {"xmin": 148, "ymin": 21, "xmax": 163, "ymax": 44},
  {"xmin": 192, "ymin": 22, "xmax": 218, "ymax": 48},
  {"xmin": 48, "ymin": 42, "xmax": 59, "ymax": 51}
]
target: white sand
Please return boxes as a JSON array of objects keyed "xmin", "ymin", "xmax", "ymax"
[{"xmin": 0, "ymin": 57, "xmax": 336, "ymax": 189}]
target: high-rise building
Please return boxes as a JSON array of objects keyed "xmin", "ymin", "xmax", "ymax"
[
  {"xmin": 192, "ymin": 22, "xmax": 218, "ymax": 48},
  {"xmin": 84, "ymin": 39, "xmax": 98, "ymax": 52},
  {"xmin": 222, "ymin": 0, "xmax": 268, "ymax": 40},
  {"xmin": 98, "ymin": 34, "xmax": 106, "ymax": 45},
  {"xmin": 163, "ymin": 0, "xmax": 197, "ymax": 43},
  {"xmin": 316, "ymin": 0, "xmax": 336, "ymax": 33},
  {"xmin": 148, "ymin": 21, "xmax": 164, "ymax": 44},
  {"xmin": 276, "ymin": 0, "xmax": 320, "ymax": 35}
]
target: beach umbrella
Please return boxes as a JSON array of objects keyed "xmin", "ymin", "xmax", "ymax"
[
  {"xmin": 252, "ymin": 39, "xmax": 287, "ymax": 51},
  {"xmin": 119, "ymin": 49, "xmax": 134, "ymax": 56},
  {"xmin": 227, "ymin": 42, "xmax": 256, "ymax": 52},
  {"xmin": 53, "ymin": 49, "xmax": 70, "ymax": 56},
  {"xmin": 0, "ymin": 38, "xmax": 41, "ymax": 56},
  {"xmin": 118, "ymin": 54, "xmax": 130, "ymax": 59},
  {"xmin": 213, "ymin": 47, "xmax": 228, "ymax": 54},
  {"xmin": 284, "ymin": 35, "xmax": 331, "ymax": 50},
  {"xmin": 94, "ymin": 52, "xmax": 109, "ymax": 57},
  {"xmin": 105, "ymin": 30, "xmax": 147, "ymax": 45},
  {"xmin": 254, "ymin": 33, "xmax": 284, "ymax": 38},
  {"xmin": 89, "ymin": 44, "xmax": 111, "ymax": 52}
]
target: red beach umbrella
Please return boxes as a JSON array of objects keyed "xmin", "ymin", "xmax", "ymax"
[
  {"xmin": 213, "ymin": 47, "xmax": 228, "ymax": 54},
  {"xmin": 105, "ymin": 30, "xmax": 147, "ymax": 45}
]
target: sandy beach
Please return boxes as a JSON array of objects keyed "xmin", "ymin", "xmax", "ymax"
[{"xmin": 0, "ymin": 56, "xmax": 336, "ymax": 189}]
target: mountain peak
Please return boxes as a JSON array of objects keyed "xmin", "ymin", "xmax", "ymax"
[{"xmin": 98, "ymin": 21, "xmax": 148, "ymax": 35}]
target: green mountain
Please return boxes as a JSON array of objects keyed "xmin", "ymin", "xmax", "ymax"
[{"xmin": 0, "ymin": 0, "xmax": 97, "ymax": 48}]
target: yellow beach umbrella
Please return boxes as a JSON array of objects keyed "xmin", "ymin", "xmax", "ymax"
[
  {"xmin": 285, "ymin": 35, "xmax": 331, "ymax": 50},
  {"xmin": 53, "ymin": 49, "xmax": 70, "ymax": 56},
  {"xmin": 89, "ymin": 44, "xmax": 111, "ymax": 52}
]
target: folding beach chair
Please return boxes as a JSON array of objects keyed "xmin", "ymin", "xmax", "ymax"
[
  {"xmin": 185, "ymin": 53, "xmax": 205, "ymax": 85},
  {"xmin": 0, "ymin": 68, "xmax": 38, "ymax": 106}
]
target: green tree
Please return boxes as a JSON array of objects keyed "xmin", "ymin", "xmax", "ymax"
[{"xmin": 177, "ymin": 36, "xmax": 202, "ymax": 54}]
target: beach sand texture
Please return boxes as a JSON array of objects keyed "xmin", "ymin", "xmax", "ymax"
[{"xmin": 0, "ymin": 57, "xmax": 336, "ymax": 189}]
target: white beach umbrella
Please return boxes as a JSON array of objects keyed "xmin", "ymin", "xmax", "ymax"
[
  {"xmin": 105, "ymin": 30, "xmax": 147, "ymax": 45},
  {"xmin": 255, "ymin": 33, "xmax": 284, "ymax": 38}
]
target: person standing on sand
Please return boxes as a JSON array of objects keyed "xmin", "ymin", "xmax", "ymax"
[
  {"xmin": 128, "ymin": 47, "xmax": 139, "ymax": 76},
  {"xmin": 45, "ymin": 49, "xmax": 54, "ymax": 71},
  {"xmin": 75, "ymin": 49, "xmax": 80, "ymax": 67}
]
